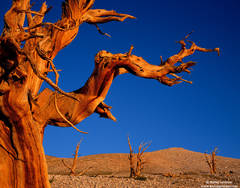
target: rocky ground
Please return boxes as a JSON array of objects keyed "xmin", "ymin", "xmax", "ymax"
[
  {"xmin": 47, "ymin": 148, "xmax": 240, "ymax": 188},
  {"xmin": 49, "ymin": 173, "xmax": 239, "ymax": 188}
]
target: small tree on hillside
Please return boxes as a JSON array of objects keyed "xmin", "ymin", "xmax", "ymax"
[
  {"xmin": 62, "ymin": 139, "xmax": 91, "ymax": 176},
  {"xmin": 128, "ymin": 136, "xmax": 151, "ymax": 178},
  {"xmin": 204, "ymin": 147, "xmax": 218, "ymax": 175}
]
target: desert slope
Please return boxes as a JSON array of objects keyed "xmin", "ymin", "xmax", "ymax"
[{"xmin": 47, "ymin": 147, "xmax": 240, "ymax": 176}]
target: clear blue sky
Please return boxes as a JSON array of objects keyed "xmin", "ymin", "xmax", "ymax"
[{"xmin": 1, "ymin": 0, "xmax": 239, "ymax": 158}]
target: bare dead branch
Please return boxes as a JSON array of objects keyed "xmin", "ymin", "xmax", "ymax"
[
  {"xmin": 48, "ymin": 69, "xmax": 62, "ymax": 73},
  {"xmin": 127, "ymin": 45, "xmax": 134, "ymax": 56},
  {"xmin": 95, "ymin": 102, "xmax": 117, "ymax": 121},
  {"xmin": 54, "ymin": 93, "xmax": 88, "ymax": 134},
  {"xmin": 135, "ymin": 141, "xmax": 151, "ymax": 177},
  {"xmin": 23, "ymin": 48, "xmax": 80, "ymax": 101},
  {"xmin": 16, "ymin": 9, "xmax": 45, "ymax": 16},
  {"xmin": 128, "ymin": 136, "xmax": 136, "ymax": 178},
  {"xmin": 45, "ymin": 6, "xmax": 53, "ymax": 15},
  {"xmin": 94, "ymin": 24, "xmax": 111, "ymax": 38},
  {"xmin": 24, "ymin": 22, "xmax": 66, "ymax": 31},
  {"xmin": 70, "ymin": 139, "xmax": 82, "ymax": 175},
  {"xmin": 169, "ymin": 73, "xmax": 193, "ymax": 84},
  {"xmin": 176, "ymin": 30, "xmax": 194, "ymax": 43},
  {"xmin": 76, "ymin": 167, "xmax": 92, "ymax": 176},
  {"xmin": 62, "ymin": 159, "xmax": 72, "ymax": 170},
  {"xmin": 139, "ymin": 142, "xmax": 151, "ymax": 155},
  {"xmin": 83, "ymin": 9, "xmax": 136, "ymax": 24},
  {"xmin": 62, "ymin": 140, "xmax": 90, "ymax": 176},
  {"xmin": 36, "ymin": 38, "xmax": 59, "ymax": 85},
  {"xmin": 160, "ymin": 56, "xmax": 164, "ymax": 65},
  {"xmin": 92, "ymin": 40, "xmax": 218, "ymax": 88}
]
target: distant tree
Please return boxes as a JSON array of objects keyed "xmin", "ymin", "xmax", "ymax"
[
  {"xmin": 128, "ymin": 136, "xmax": 151, "ymax": 178},
  {"xmin": 62, "ymin": 139, "xmax": 91, "ymax": 176},
  {"xmin": 204, "ymin": 147, "xmax": 218, "ymax": 175},
  {"xmin": 0, "ymin": 0, "xmax": 219, "ymax": 187}
]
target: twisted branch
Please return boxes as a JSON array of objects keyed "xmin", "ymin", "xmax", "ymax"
[
  {"xmin": 83, "ymin": 9, "xmax": 136, "ymax": 24},
  {"xmin": 93, "ymin": 40, "xmax": 219, "ymax": 87},
  {"xmin": 93, "ymin": 24, "xmax": 111, "ymax": 37},
  {"xmin": 54, "ymin": 93, "xmax": 88, "ymax": 134},
  {"xmin": 24, "ymin": 49, "xmax": 80, "ymax": 101}
]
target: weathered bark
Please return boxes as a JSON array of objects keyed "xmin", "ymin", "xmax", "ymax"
[
  {"xmin": 0, "ymin": 0, "xmax": 219, "ymax": 187},
  {"xmin": 0, "ymin": 0, "xmax": 135, "ymax": 187}
]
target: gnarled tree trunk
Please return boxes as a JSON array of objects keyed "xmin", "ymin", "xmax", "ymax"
[{"xmin": 0, "ymin": 0, "xmax": 219, "ymax": 187}]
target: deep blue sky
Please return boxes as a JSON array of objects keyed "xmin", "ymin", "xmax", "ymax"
[{"xmin": 0, "ymin": 0, "xmax": 239, "ymax": 158}]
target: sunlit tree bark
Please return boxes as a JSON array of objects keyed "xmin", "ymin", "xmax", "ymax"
[{"xmin": 0, "ymin": 0, "xmax": 219, "ymax": 187}]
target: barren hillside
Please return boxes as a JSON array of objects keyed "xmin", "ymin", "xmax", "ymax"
[
  {"xmin": 47, "ymin": 148, "xmax": 240, "ymax": 176},
  {"xmin": 47, "ymin": 148, "xmax": 240, "ymax": 188}
]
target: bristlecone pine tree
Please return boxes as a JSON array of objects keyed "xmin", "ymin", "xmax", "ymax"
[
  {"xmin": 62, "ymin": 139, "xmax": 91, "ymax": 176},
  {"xmin": 62, "ymin": 140, "xmax": 82, "ymax": 176},
  {"xmin": 204, "ymin": 147, "xmax": 218, "ymax": 175},
  {"xmin": 128, "ymin": 136, "xmax": 151, "ymax": 178},
  {"xmin": 0, "ymin": 0, "xmax": 219, "ymax": 187}
]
